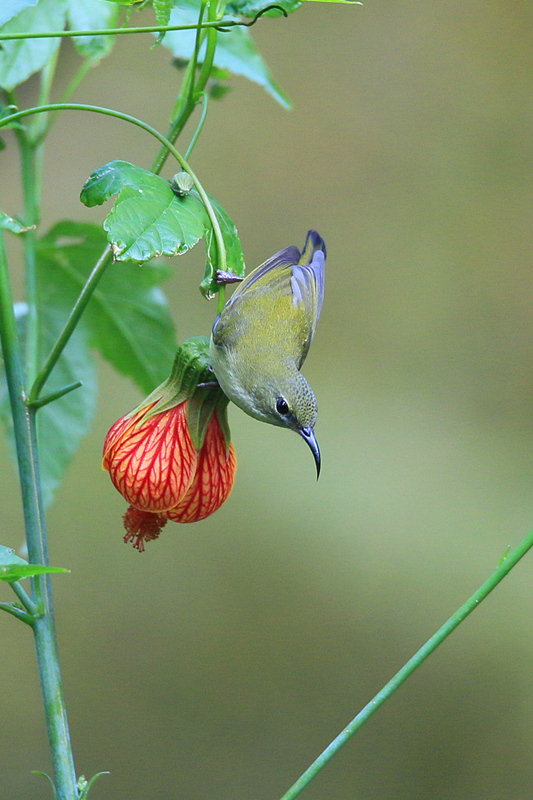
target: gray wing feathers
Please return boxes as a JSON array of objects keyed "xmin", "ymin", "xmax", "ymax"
[{"xmin": 293, "ymin": 230, "xmax": 326, "ymax": 330}]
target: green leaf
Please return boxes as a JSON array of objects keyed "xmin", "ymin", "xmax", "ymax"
[
  {"xmin": 0, "ymin": 545, "xmax": 27, "ymax": 566},
  {"xmin": 153, "ymin": 0, "xmax": 172, "ymax": 26},
  {"xmin": 199, "ymin": 192, "xmax": 246, "ymax": 298},
  {"xmin": 0, "ymin": 0, "xmax": 67, "ymax": 91},
  {"xmin": 152, "ymin": 0, "xmax": 172, "ymax": 43},
  {"xmin": 37, "ymin": 221, "xmax": 177, "ymax": 394},
  {"xmin": 80, "ymin": 160, "xmax": 208, "ymax": 264},
  {"xmin": 32, "ymin": 772, "xmax": 58, "ymax": 800},
  {"xmin": 227, "ymin": 0, "xmax": 302, "ymax": 17},
  {"xmin": 162, "ymin": 0, "xmax": 291, "ymax": 109},
  {"xmin": 80, "ymin": 159, "xmax": 154, "ymax": 207},
  {"xmin": 66, "ymin": 0, "xmax": 120, "ymax": 62},
  {"xmin": 78, "ymin": 772, "xmax": 110, "ymax": 800},
  {"xmin": 0, "ymin": 0, "xmax": 39, "ymax": 27},
  {"xmin": 0, "ymin": 564, "xmax": 69, "ymax": 582},
  {"xmin": 0, "ymin": 545, "xmax": 69, "ymax": 583},
  {"xmin": 0, "ymin": 211, "xmax": 33, "ymax": 234}
]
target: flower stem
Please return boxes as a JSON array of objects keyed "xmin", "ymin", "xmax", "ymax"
[
  {"xmin": 278, "ymin": 528, "xmax": 533, "ymax": 800},
  {"xmin": 0, "ymin": 233, "xmax": 78, "ymax": 799}
]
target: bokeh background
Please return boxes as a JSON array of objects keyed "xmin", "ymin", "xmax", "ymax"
[{"xmin": 2, "ymin": 1, "xmax": 533, "ymax": 798}]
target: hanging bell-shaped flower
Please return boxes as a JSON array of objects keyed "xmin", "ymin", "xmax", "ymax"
[{"xmin": 103, "ymin": 337, "xmax": 236, "ymax": 550}]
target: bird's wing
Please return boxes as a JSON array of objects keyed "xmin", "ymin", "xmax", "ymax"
[
  {"xmin": 212, "ymin": 231, "xmax": 326, "ymax": 355},
  {"xmin": 294, "ymin": 229, "xmax": 326, "ymax": 338}
]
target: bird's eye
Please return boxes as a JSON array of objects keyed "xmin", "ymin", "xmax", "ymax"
[{"xmin": 276, "ymin": 397, "xmax": 290, "ymax": 416}]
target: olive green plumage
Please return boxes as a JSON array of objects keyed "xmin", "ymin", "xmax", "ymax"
[{"xmin": 210, "ymin": 230, "xmax": 326, "ymax": 476}]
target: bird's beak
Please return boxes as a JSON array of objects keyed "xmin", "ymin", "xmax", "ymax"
[{"xmin": 299, "ymin": 427, "xmax": 321, "ymax": 479}]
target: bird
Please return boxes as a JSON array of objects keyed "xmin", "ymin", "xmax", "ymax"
[{"xmin": 210, "ymin": 230, "xmax": 326, "ymax": 478}]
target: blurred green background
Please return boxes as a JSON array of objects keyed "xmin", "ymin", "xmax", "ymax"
[{"xmin": 2, "ymin": 1, "xmax": 533, "ymax": 798}]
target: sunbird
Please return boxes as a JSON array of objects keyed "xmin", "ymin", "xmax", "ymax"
[{"xmin": 210, "ymin": 230, "xmax": 326, "ymax": 477}]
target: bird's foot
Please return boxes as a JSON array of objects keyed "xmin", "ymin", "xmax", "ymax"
[{"xmin": 215, "ymin": 269, "xmax": 244, "ymax": 286}]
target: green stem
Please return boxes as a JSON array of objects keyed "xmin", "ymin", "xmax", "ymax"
[
  {"xmin": 0, "ymin": 233, "xmax": 78, "ymax": 799},
  {"xmin": 11, "ymin": 124, "xmax": 40, "ymax": 388},
  {"xmin": 187, "ymin": 0, "xmax": 208, "ymax": 108},
  {"xmin": 29, "ymin": 381, "xmax": 83, "ymax": 410},
  {"xmin": 11, "ymin": 579, "xmax": 41, "ymax": 616},
  {"xmin": 151, "ymin": 0, "xmax": 221, "ymax": 174},
  {"xmin": 8, "ymin": 54, "xmax": 57, "ymax": 389},
  {"xmin": 0, "ymin": 601, "xmax": 34, "ymax": 625},
  {"xmin": 184, "ymin": 93, "xmax": 209, "ymax": 160},
  {"xmin": 29, "ymin": 245, "xmax": 112, "ymax": 403},
  {"xmin": 278, "ymin": 528, "xmax": 533, "ymax": 800},
  {"xmin": 0, "ymin": 12, "xmax": 282, "ymax": 41},
  {"xmin": 195, "ymin": 0, "xmax": 223, "ymax": 96}
]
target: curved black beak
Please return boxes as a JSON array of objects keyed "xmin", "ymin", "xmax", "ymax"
[{"xmin": 299, "ymin": 427, "xmax": 321, "ymax": 479}]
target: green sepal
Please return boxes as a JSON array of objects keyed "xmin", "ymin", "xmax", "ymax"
[
  {"xmin": 130, "ymin": 336, "xmax": 213, "ymax": 421},
  {"xmin": 126, "ymin": 336, "xmax": 232, "ymax": 453},
  {"xmin": 186, "ymin": 385, "xmax": 230, "ymax": 452}
]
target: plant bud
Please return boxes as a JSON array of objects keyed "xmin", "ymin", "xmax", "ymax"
[{"xmin": 171, "ymin": 171, "xmax": 194, "ymax": 196}]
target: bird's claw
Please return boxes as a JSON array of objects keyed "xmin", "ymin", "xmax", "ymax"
[{"xmin": 215, "ymin": 270, "xmax": 244, "ymax": 286}]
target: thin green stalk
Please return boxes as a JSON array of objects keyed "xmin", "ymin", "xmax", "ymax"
[
  {"xmin": 151, "ymin": 0, "xmax": 221, "ymax": 174},
  {"xmin": 12, "ymin": 127, "xmax": 40, "ymax": 388},
  {"xmin": 10, "ymin": 579, "xmax": 40, "ymax": 616},
  {"xmin": 184, "ymin": 93, "xmax": 209, "ymax": 160},
  {"xmin": 187, "ymin": 0, "xmax": 208, "ymax": 107},
  {"xmin": 195, "ymin": 0, "xmax": 222, "ymax": 96},
  {"xmin": 30, "ymin": 381, "xmax": 83, "ymax": 410},
  {"xmin": 0, "ymin": 13, "xmax": 279, "ymax": 41},
  {"xmin": 29, "ymin": 246, "xmax": 112, "ymax": 404},
  {"xmin": 0, "ymin": 601, "xmax": 34, "ymax": 625},
  {"xmin": 0, "ymin": 233, "xmax": 78, "ymax": 800},
  {"xmin": 278, "ymin": 528, "xmax": 533, "ymax": 800},
  {"xmin": 8, "ymin": 54, "xmax": 57, "ymax": 389}
]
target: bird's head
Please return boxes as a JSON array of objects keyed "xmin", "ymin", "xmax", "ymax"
[{"xmin": 250, "ymin": 369, "xmax": 321, "ymax": 478}]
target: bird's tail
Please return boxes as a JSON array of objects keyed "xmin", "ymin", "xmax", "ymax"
[{"xmin": 299, "ymin": 230, "xmax": 327, "ymax": 265}]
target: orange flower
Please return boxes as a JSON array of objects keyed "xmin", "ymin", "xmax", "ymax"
[
  {"xmin": 103, "ymin": 337, "xmax": 236, "ymax": 551},
  {"xmin": 103, "ymin": 401, "xmax": 197, "ymax": 513},
  {"xmin": 165, "ymin": 409, "xmax": 236, "ymax": 524}
]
